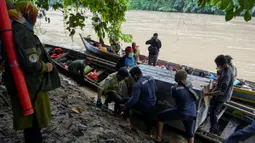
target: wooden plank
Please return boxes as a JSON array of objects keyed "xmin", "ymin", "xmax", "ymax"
[
  {"xmin": 217, "ymin": 106, "xmax": 228, "ymax": 120},
  {"xmin": 97, "ymin": 70, "xmax": 105, "ymax": 76},
  {"xmin": 220, "ymin": 119, "xmax": 240, "ymax": 139},
  {"xmin": 200, "ymin": 117, "xmax": 211, "ymax": 132}
]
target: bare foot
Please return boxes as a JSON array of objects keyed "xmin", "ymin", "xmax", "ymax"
[
  {"xmin": 119, "ymin": 123, "xmax": 132, "ymax": 130},
  {"xmin": 150, "ymin": 135, "xmax": 161, "ymax": 142}
]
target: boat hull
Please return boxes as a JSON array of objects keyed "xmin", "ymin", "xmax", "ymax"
[{"xmin": 80, "ymin": 34, "xmax": 121, "ymax": 62}]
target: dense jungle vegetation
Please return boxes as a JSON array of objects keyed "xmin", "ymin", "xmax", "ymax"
[{"xmin": 128, "ymin": 0, "xmax": 255, "ymax": 18}]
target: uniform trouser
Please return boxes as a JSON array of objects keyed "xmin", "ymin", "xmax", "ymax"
[
  {"xmin": 148, "ymin": 54, "xmax": 158, "ymax": 66},
  {"xmin": 157, "ymin": 108, "xmax": 196, "ymax": 138},
  {"xmin": 122, "ymin": 97, "xmax": 153, "ymax": 133},
  {"xmin": 69, "ymin": 69, "xmax": 84, "ymax": 84},
  {"xmin": 104, "ymin": 91, "xmax": 125, "ymax": 113},
  {"xmin": 224, "ymin": 119, "xmax": 255, "ymax": 143},
  {"xmin": 209, "ymin": 99, "xmax": 224, "ymax": 133},
  {"xmin": 24, "ymin": 115, "xmax": 42, "ymax": 143}
]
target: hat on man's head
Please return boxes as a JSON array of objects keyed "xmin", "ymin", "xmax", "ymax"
[
  {"xmin": 129, "ymin": 66, "xmax": 142, "ymax": 77},
  {"xmin": 175, "ymin": 70, "xmax": 189, "ymax": 85},
  {"xmin": 117, "ymin": 67, "xmax": 129, "ymax": 78}
]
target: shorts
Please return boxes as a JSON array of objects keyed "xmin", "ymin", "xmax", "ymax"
[{"xmin": 158, "ymin": 108, "xmax": 196, "ymax": 138}]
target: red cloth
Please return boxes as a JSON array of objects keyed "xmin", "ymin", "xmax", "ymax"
[
  {"xmin": 51, "ymin": 53, "xmax": 62, "ymax": 59},
  {"xmin": 54, "ymin": 48, "xmax": 62, "ymax": 54},
  {"xmin": 125, "ymin": 46, "xmax": 133, "ymax": 55},
  {"xmin": 86, "ymin": 70, "xmax": 98, "ymax": 81}
]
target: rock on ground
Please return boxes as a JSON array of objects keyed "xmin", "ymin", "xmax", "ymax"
[{"xmin": 0, "ymin": 75, "xmax": 154, "ymax": 143}]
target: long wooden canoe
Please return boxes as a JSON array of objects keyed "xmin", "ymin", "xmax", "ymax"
[
  {"xmin": 80, "ymin": 34, "xmax": 255, "ymax": 105},
  {"xmin": 80, "ymin": 34, "xmax": 122, "ymax": 62},
  {"xmin": 43, "ymin": 44, "xmax": 116, "ymax": 88}
]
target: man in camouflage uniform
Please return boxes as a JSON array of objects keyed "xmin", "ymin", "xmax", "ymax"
[{"xmin": 97, "ymin": 68, "xmax": 129, "ymax": 113}]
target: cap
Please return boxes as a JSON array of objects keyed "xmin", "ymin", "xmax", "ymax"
[
  {"xmin": 175, "ymin": 70, "xmax": 189, "ymax": 85},
  {"xmin": 153, "ymin": 33, "xmax": 158, "ymax": 36},
  {"xmin": 129, "ymin": 66, "xmax": 142, "ymax": 77},
  {"xmin": 125, "ymin": 46, "xmax": 133, "ymax": 52},
  {"xmin": 117, "ymin": 67, "xmax": 129, "ymax": 78}
]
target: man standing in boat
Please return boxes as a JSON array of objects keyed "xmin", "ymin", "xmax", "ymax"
[
  {"xmin": 146, "ymin": 33, "xmax": 162, "ymax": 66},
  {"xmin": 151, "ymin": 70, "xmax": 198, "ymax": 143},
  {"xmin": 203, "ymin": 55, "xmax": 234, "ymax": 134},
  {"xmin": 120, "ymin": 66, "xmax": 157, "ymax": 134}
]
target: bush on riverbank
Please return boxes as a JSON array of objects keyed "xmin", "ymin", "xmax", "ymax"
[{"xmin": 128, "ymin": 0, "xmax": 224, "ymax": 14}]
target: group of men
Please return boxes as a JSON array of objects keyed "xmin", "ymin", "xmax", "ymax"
[
  {"xmin": 96, "ymin": 54, "xmax": 255, "ymax": 143},
  {"xmin": 96, "ymin": 64, "xmax": 198, "ymax": 143}
]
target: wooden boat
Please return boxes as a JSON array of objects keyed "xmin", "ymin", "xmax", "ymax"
[
  {"xmin": 80, "ymin": 34, "xmax": 122, "ymax": 62},
  {"xmin": 80, "ymin": 34, "xmax": 255, "ymax": 105},
  {"xmin": 43, "ymin": 43, "xmax": 116, "ymax": 89}
]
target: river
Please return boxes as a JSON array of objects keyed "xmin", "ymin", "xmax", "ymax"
[{"xmin": 38, "ymin": 10, "xmax": 255, "ymax": 81}]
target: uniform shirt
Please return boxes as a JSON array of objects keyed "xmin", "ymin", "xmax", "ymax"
[
  {"xmin": 215, "ymin": 66, "xmax": 234, "ymax": 102},
  {"xmin": 100, "ymin": 72, "xmax": 123, "ymax": 94},
  {"xmin": 123, "ymin": 75, "xmax": 136, "ymax": 96},
  {"xmin": 171, "ymin": 84, "xmax": 197, "ymax": 117},
  {"xmin": 68, "ymin": 60, "xmax": 85, "ymax": 74},
  {"xmin": 125, "ymin": 76, "xmax": 157, "ymax": 112}
]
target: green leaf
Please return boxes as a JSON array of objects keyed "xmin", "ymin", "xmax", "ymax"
[
  {"xmin": 244, "ymin": 10, "xmax": 252, "ymax": 21},
  {"xmin": 65, "ymin": 0, "xmax": 73, "ymax": 6},
  {"xmin": 225, "ymin": 10, "xmax": 234, "ymax": 21},
  {"xmin": 238, "ymin": 0, "xmax": 245, "ymax": 7},
  {"xmin": 247, "ymin": 0, "xmax": 254, "ymax": 10},
  {"xmin": 235, "ymin": 6, "xmax": 244, "ymax": 15},
  {"xmin": 210, "ymin": 0, "xmax": 221, "ymax": 5},
  {"xmin": 220, "ymin": 0, "xmax": 230, "ymax": 10},
  {"xmin": 225, "ymin": 1, "xmax": 234, "ymax": 11}
]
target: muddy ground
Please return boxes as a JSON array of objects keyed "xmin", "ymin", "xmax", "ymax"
[{"xmin": 0, "ymin": 75, "xmax": 189, "ymax": 143}]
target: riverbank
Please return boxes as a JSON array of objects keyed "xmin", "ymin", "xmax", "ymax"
[{"xmin": 0, "ymin": 75, "xmax": 191, "ymax": 143}]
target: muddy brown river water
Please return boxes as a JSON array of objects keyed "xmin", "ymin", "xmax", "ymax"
[{"xmin": 38, "ymin": 10, "xmax": 255, "ymax": 81}]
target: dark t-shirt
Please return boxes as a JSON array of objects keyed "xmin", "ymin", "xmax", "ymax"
[
  {"xmin": 171, "ymin": 84, "xmax": 197, "ymax": 117},
  {"xmin": 146, "ymin": 39, "xmax": 162, "ymax": 55},
  {"xmin": 215, "ymin": 66, "xmax": 234, "ymax": 102},
  {"xmin": 125, "ymin": 76, "xmax": 157, "ymax": 112}
]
